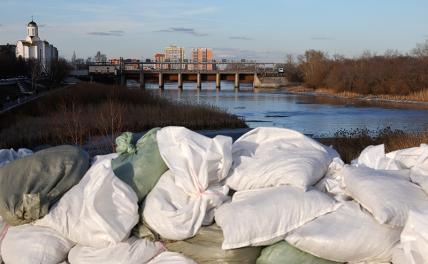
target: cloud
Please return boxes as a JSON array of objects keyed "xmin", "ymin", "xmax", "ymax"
[
  {"xmin": 156, "ymin": 27, "xmax": 208, "ymax": 37},
  {"xmin": 310, "ymin": 36, "xmax": 333, "ymax": 41},
  {"xmin": 0, "ymin": 24, "xmax": 2, "ymax": 27},
  {"xmin": 229, "ymin": 36, "xmax": 252, "ymax": 40},
  {"xmin": 87, "ymin": 30, "xmax": 124, "ymax": 36},
  {"xmin": 38, "ymin": 24, "xmax": 46, "ymax": 28}
]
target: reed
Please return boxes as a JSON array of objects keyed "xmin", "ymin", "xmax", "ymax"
[{"xmin": 0, "ymin": 82, "xmax": 247, "ymax": 149}]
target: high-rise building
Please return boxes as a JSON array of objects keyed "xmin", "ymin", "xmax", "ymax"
[
  {"xmin": 154, "ymin": 53, "xmax": 166, "ymax": 70},
  {"xmin": 190, "ymin": 48, "xmax": 213, "ymax": 70},
  {"xmin": 164, "ymin": 45, "xmax": 184, "ymax": 69}
]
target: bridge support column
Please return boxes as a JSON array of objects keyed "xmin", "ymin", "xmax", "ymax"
[
  {"xmin": 139, "ymin": 70, "xmax": 145, "ymax": 89},
  {"xmin": 216, "ymin": 73, "xmax": 221, "ymax": 89},
  {"xmin": 253, "ymin": 73, "xmax": 261, "ymax": 88},
  {"xmin": 90, "ymin": 75, "xmax": 93, "ymax": 83},
  {"xmin": 178, "ymin": 73, "xmax": 183, "ymax": 89},
  {"xmin": 158, "ymin": 73, "xmax": 164, "ymax": 89},
  {"xmin": 120, "ymin": 74, "xmax": 126, "ymax": 86},
  {"xmin": 235, "ymin": 73, "xmax": 240, "ymax": 89},
  {"xmin": 197, "ymin": 73, "xmax": 202, "ymax": 89}
]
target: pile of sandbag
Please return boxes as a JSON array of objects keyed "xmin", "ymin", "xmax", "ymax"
[
  {"xmin": 0, "ymin": 148, "xmax": 32, "ymax": 167},
  {"xmin": 1, "ymin": 126, "xmax": 428, "ymax": 264}
]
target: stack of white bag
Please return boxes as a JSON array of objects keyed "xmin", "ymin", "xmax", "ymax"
[
  {"xmin": 143, "ymin": 126, "xmax": 233, "ymax": 240},
  {"xmin": 0, "ymin": 148, "xmax": 32, "ymax": 167},
  {"xmin": 215, "ymin": 127, "xmax": 340, "ymax": 249},
  {"xmin": 305, "ymin": 143, "xmax": 428, "ymax": 263}
]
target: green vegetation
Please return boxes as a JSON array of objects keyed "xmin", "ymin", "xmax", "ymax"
[{"xmin": 0, "ymin": 82, "xmax": 247, "ymax": 150}]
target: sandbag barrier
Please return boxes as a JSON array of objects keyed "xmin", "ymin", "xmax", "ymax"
[{"xmin": 0, "ymin": 126, "xmax": 427, "ymax": 263}]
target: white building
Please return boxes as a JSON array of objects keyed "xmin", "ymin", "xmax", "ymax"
[
  {"xmin": 164, "ymin": 45, "xmax": 184, "ymax": 69},
  {"xmin": 16, "ymin": 19, "xmax": 58, "ymax": 73}
]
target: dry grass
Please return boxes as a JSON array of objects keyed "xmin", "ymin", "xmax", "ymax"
[
  {"xmin": 319, "ymin": 127, "xmax": 428, "ymax": 163},
  {"xmin": 0, "ymin": 82, "xmax": 247, "ymax": 150}
]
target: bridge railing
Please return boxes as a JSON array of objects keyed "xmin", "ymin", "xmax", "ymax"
[{"xmin": 89, "ymin": 61, "xmax": 281, "ymax": 74}]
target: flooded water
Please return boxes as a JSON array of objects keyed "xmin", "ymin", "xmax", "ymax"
[{"xmin": 131, "ymin": 80, "xmax": 428, "ymax": 137}]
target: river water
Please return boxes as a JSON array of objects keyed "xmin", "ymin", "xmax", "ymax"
[{"xmin": 130, "ymin": 80, "xmax": 428, "ymax": 137}]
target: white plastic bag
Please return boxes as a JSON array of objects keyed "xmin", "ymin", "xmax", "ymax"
[
  {"xmin": 36, "ymin": 154, "xmax": 139, "ymax": 248},
  {"xmin": 0, "ymin": 148, "xmax": 32, "ymax": 167},
  {"xmin": 0, "ymin": 216, "xmax": 7, "ymax": 264},
  {"xmin": 68, "ymin": 237, "xmax": 165, "ymax": 264},
  {"xmin": 387, "ymin": 144, "xmax": 428, "ymax": 194},
  {"xmin": 143, "ymin": 127, "xmax": 232, "ymax": 240},
  {"xmin": 1, "ymin": 224, "xmax": 74, "ymax": 264},
  {"xmin": 315, "ymin": 157, "xmax": 350, "ymax": 200},
  {"xmin": 215, "ymin": 185, "xmax": 338, "ymax": 250},
  {"xmin": 226, "ymin": 127, "xmax": 334, "ymax": 191},
  {"xmin": 343, "ymin": 165, "xmax": 428, "ymax": 227},
  {"xmin": 148, "ymin": 252, "xmax": 197, "ymax": 264},
  {"xmin": 286, "ymin": 201, "xmax": 401, "ymax": 263},
  {"xmin": 353, "ymin": 144, "xmax": 402, "ymax": 171},
  {"xmin": 395, "ymin": 210, "xmax": 428, "ymax": 264}
]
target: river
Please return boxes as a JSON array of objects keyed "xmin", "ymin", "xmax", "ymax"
[{"xmin": 129, "ymin": 80, "xmax": 428, "ymax": 137}]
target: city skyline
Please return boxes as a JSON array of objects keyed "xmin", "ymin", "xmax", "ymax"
[{"xmin": 0, "ymin": 0, "xmax": 427, "ymax": 61}]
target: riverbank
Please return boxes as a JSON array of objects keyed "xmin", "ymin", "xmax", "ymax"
[
  {"xmin": 0, "ymin": 82, "xmax": 246, "ymax": 150},
  {"xmin": 286, "ymin": 85, "xmax": 428, "ymax": 107}
]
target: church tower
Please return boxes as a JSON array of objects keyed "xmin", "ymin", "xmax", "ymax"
[{"xmin": 26, "ymin": 19, "xmax": 39, "ymax": 43}]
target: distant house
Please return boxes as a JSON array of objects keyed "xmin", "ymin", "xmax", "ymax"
[{"xmin": 16, "ymin": 19, "xmax": 58, "ymax": 73}]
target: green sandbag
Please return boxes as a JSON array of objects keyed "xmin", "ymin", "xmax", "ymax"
[
  {"xmin": 0, "ymin": 145, "xmax": 89, "ymax": 226},
  {"xmin": 165, "ymin": 224, "xmax": 262, "ymax": 264},
  {"xmin": 256, "ymin": 241, "xmax": 342, "ymax": 264},
  {"xmin": 111, "ymin": 128, "xmax": 168, "ymax": 202}
]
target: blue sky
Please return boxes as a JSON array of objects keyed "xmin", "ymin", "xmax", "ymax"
[{"xmin": 0, "ymin": 0, "xmax": 427, "ymax": 61}]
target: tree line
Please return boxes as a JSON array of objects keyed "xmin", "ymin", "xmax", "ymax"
[{"xmin": 284, "ymin": 41, "xmax": 428, "ymax": 95}]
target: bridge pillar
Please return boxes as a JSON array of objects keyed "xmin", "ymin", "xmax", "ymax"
[
  {"xmin": 235, "ymin": 73, "xmax": 240, "ymax": 89},
  {"xmin": 178, "ymin": 73, "xmax": 183, "ymax": 89},
  {"xmin": 216, "ymin": 73, "xmax": 221, "ymax": 89},
  {"xmin": 120, "ymin": 74, "xmax": 126, "ymax": 86},
  {"xmin": 139, "ymin": 70, "xmax": 145, "ymax": 89},
  {"xmin": 197, "ymin": 73, "xmax": 202, "ymax": 89},
  {"xmin": 253, "ymin": 73, "xmax": 261, "ymax": 88},
  {"xmin": 158, "ymin": 73, "xmax": 164, "ymax": 89}
]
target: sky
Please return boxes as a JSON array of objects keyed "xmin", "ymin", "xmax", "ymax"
[{"xmin": 0, "ymin": 0, "xmax": 427, "ymax": 62}]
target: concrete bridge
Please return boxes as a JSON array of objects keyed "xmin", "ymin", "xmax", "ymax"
[{"xmin": 88, "ymin": 61, "xmax": 284, "ymax": 89}]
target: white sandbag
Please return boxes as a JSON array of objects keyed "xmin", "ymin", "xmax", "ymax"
[
  {"xmin": 395, "ymin": 210, "xmax": 428, "ymax": 264},
  {"xmin": 353, "ymin": 144, "xmax": 402, "ymax": 171},
  {"xmin": 143, "ymin": 127, "xmax": 232, "ymax": 240},
  {"xmin": 387, "ymin": 144, "xmax": 428, "ymax": 194},
  {"xmin": 343, "ymin": 165, "xmax": 428, "ymax": 227},
  {"xmin": 68, "ymin": 237, "xmax": 165, "ymax": 264},
  {"xmin": 315, "ymin": 157, "xmax": 351, "ymax": 200},
  {"xmin": 215, "ymin": 185, "xmax": 338, "ymax": 250},
  {"xmin": 36, "ymin": 154, "xmax": 139, "ymax": 248},
  {"xmin": 0, "ymin": 148, "xmax": 32, "ymax": 167},
  {"xmin": 226, "ymin": 127, "xmax": 334, "ymax": 191},
  {"xmin": 0, "ymin": 216, "xmax": 6, "ymax": 264},
  {"xmin": 148, "ymin": 252, "xmax": 197, "ymax": 264},
  {"xmin": 1, "ymin": 224, "xmax": 73, "ymax": 264},
  {"xmin": 286, "ymin": 201, "xmax": 401, "ymax": 263},
  {"xmin": 391, "ymin": 246, "xmax": 408, "ymax": 264},
  {"xmin": 143, "ymin": 170, "xmax": 229, "ymax": 240}
]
